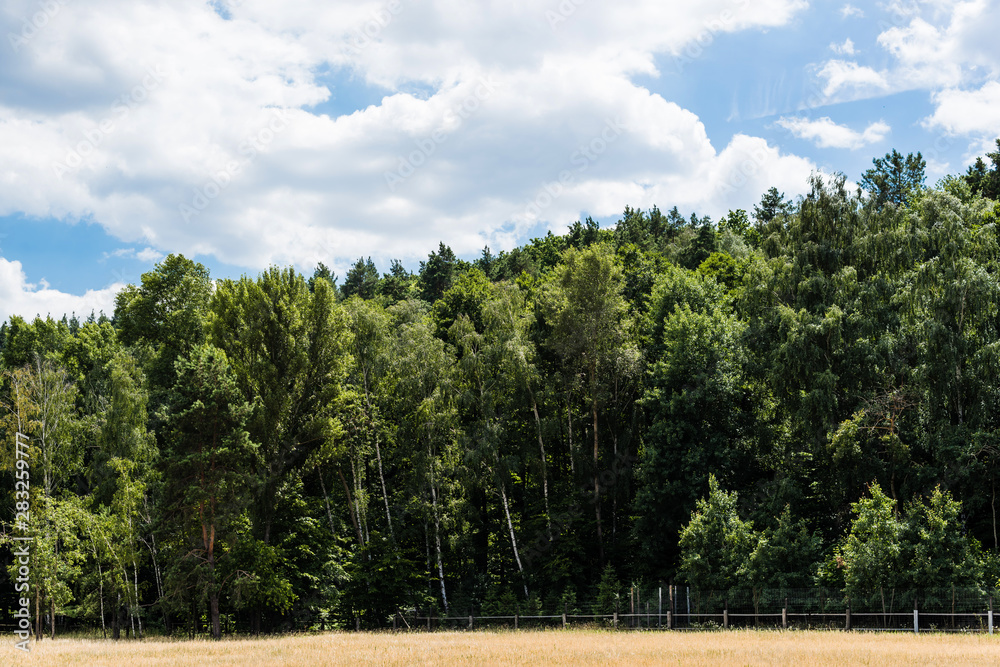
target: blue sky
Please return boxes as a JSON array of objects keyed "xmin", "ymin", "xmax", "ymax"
[{"xmin": 2, "ymin": 0, "xmax": 999, "ymax": 321}]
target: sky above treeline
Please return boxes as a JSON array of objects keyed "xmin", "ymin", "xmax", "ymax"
[{"xmin": 1, "ymin": 0, "xmax": 999, "ymax": 322}]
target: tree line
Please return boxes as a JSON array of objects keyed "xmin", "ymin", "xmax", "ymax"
[{"xmin": 3, "ymin": 141, "xmax": 1000, "ymax": 636}]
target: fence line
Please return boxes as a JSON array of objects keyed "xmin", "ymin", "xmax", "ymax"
[{"xmin": 407, "ymin": 587, "xmax": 999, "ymax": 634}]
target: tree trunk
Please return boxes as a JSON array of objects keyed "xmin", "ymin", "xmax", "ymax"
[
  {"xmin": 319, "ymin": 470, "xmax": 337, "ymax": 535},
  {"xmin": 133, "ymin": 558, "xmax": 143, "ymax": 638},
  {"xmin": 499, "ymin": 479, "xmax": 529, "ymax": 598},
  {"xmin": 374, "ymin": 434, "xmax": 395, "ymax": 542},
  {"xmin": 338, "ymin": 469, "xmax": 365, "ymax": 548},
  {"xmin": 993, "ymin": 476, "xmax": 998, "ymax": 550},
  {"xmin": 210, "ymin": 584, "xmax": 221, "ymax": 639},
  {"xmin": 142, "ymin": 525, "xmax": 168, "ymax": 635},
  {"xmin": 428, "ymin": 444, "xmax": 449, "ymax": 614},
  {"xmin": 530, "ymin": 392, "xmax": 553, "ymax": 541},
  {"xmin": 566, "ymin": 384, "xmax": 575, "ymax": 474},
  {"xmin": 360, "ymin": 367, "xmax": 396, "ymax": 543},
  {"xmin": 591, "ymin": 364, "xmax": 604, "ymax": 562}
]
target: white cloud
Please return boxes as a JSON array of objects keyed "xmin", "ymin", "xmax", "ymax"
[
  {"xmin": 104, "ymin": 246, "xmax": 165, "ymax": 262},
  {"xmin": 136, "ymin": 247, "xmax": 165, "ymax": 262},
  {"xmin": 816, "ymin": 60, "xmax": 890, "ymax": 99},
  {"xmin": 777, "ymin": 116, "xmax": 891, "ymax": 149},
  {"xmin": 0, "ymin": 257, "xmax": 120, "ymax": 322},
  {"xmin": 830, "ymin": 38, "xmax": 856, "ymax": 55},
  {"xmin": 925, "ymin": 81, "xmax": 1000, "ymax": 137},
  {"xmin": 0, "ymin": 0, "xmax": 815, "ymax": 277},
  {"xmin": 810, "ymin": 1, "xmax": 1000, "ymax": 123},
  {"xmin": 841, "ymin": 4, "xmax": 864, "ymax": 18}
]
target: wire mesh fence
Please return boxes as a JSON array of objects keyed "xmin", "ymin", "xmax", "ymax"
[{"xmin": 411, "ymin": 587, "xmax": 1000, "ymax": 633}]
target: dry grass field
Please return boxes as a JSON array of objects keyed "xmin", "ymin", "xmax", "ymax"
[{"xmin": 4, "ymin": 629, "xmax": 1000, "ymax": 666}]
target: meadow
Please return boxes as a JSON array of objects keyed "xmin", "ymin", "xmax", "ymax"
[{"xmin": 5, "ymin": 629, "xmax": 1000, "ymax": 666}]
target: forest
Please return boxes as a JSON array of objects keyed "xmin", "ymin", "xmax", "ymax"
[{"xmin": 4, "ymin": 142, "xmax": 1000, "ymax": 637}]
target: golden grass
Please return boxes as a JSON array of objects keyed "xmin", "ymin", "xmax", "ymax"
[{"xmin": 5, "ymin": 629, "xmax": 1000, "ymax": 666}]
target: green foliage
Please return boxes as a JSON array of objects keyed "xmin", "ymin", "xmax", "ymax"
[
  {"xmin": 861, "ymin": 149, "xmax": 926, "ymax": 208},
  {"xmin": 593, "ymin": 563, "xmax": 621, "ymax": 614},
  {"xmin": 341, "ymin": 257, "xmax": 379, "ymax": 300},
  {"xmin": 677, "ymin": 476, "xmax": 756, "ymax": 591},
  {"xmin": 419, "ymin": 242, "xmax": 460, "ymax": 302},
  {"xmin": 964, "ymin": 139, "xmax": 1000, "ymax": 200},
  {"xmin": 901, "ymin": 486, "xmax": 982, "ymax": 589},
  {"xmin": 742, "ymin": 506, "xmax": 823, "ymax": 589}
]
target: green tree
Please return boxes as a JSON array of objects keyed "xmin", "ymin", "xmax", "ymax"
[
  {"xmin": 742, "ymin": 506, "xmax": 823, "ymax": 589},
  {"xmin": 964, "ymin": 139, "xmax": 1000, "ymax": 200},
  {"xmin": 836, "ymin": 483, "xmax": 903, "ymax": 595},
  {"xmin": 635, "ymin": 303, "xmax": 752, "ymax": 577},
  {"xmin": 113, "ymin": 254, "xmax": 213, "ymax": 402},
  {"xmin": 419, "ymin": 243, "xmax": 459, "ymax": 303},
  {"xmin": 677, "ymin": 475, "xmax": 756, "ymax": 592},
  {"xmin": 861, "ymin": 149, "xmax": 926, "ymax": 208},
  {"xmin": 341, "ymin": 257, "xmax": 379, "ymax": 300},
  {"xmin": 542, "ymin": 243, "xmax": 633, "ymax": 562},
  {"xmin": 163, "ymin": 344, "xmax": 257, "ymax": 639},
  {"xmin": 901, "ymin": 486, "xmax": 981, "ymax": 589}
]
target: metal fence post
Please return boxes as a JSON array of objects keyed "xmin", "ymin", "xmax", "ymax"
[
  {"xmin": 913, "ymin": 596, "xmax": 918, "ymax": 634},
  {"xmin": 658, "ymin": 587, "xmax": 662, "ymax": 629}
]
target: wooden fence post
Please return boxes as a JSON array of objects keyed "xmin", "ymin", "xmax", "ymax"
[
  {"xmin": 723, "ymin": 600, "xmax": 729, "ymax": 630},
  {"xmin": 562, "ymin": 602, "xmax": 567, "ymax": 629},
  {"xmin": 658, "ymin": 587, "xmax": 662, "ymax": 629},
  {"xmin": 990, "ymin": 596, "xmax": 994, "ymax": 635},
  {"xmin": 845, "ymin": 601, "xmax": 851, "ymax": 631},
  {"xmin": 468, "ymin": 612, "xmax": 473, "ymax": 631},
  {"xmin": 630, "ymin": 586, "xmax": 634, "ymax": 629},
  {"xmin": 782, "ymin": 598, "xmax": 788, "ymax": 629}
]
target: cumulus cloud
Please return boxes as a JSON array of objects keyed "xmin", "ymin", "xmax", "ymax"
[
  {"xmin": 0, "ymin": 257, "xmax": 120, "ymax": 322},
  {"xmin": 777, "ymin": 116, "xmax": 890, "ymax": 150},
  {"xmin": 0, "ymin": 0, "xmax": 816, "ymax": 278},
  {"xmin": 925, "ymin": 81, "xmax": 1000, "ymax": 137},
  {"xmin": 840, "ymin": 4, "xmax": 864, "ymax": 18}
]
